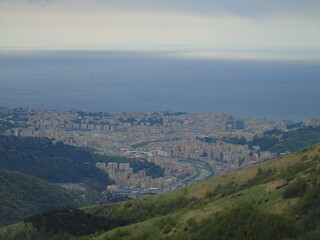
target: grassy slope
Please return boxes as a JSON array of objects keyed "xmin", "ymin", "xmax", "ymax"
[
  {"xmin": 0, "ymin": 169, "xmax": 74, "ymax": 227},
  {"xmin": 1, "ymin": 143, "xmax": 319, "ymax": 239},
  {"xmin": 92, "ymin": 143, "xmax": 320, "ymax": 240}
]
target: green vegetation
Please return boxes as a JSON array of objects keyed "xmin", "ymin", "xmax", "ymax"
[
  {"xmin": 294, "ymin": 182, "xmax": 320, "ymax": 233},
  {"xmin": 0, "ymin": 135, "xmax": 113, "ymax": 190},
  {"xmin": 25, "ymin": 207, "xmax": 125, "ymax": 237},
  {"xmin": 0, "ymin": 135, "xmax": 163, "ymax": 227},
  {"xmin": 282, "ymin": 177, "xmax": 307, "ymax": 199},
  {"xmin": 111, "ymin": 193, "xmax": 188, "ymax": 224},
  {"xmin": 0, "ymin": 168, "xmax": 74, "ymax": 227},
  {"xmin": 269, "ymin": 126, "xmax": 320, "ymax": 153},
  {"xmin": 1, "ymin": 143, "xmax": 320, "ymax": 239},
  {"xmin": 222, "ymin": 126, "xmax": 320, "ymax": 154},
  {"xmin": 204, "ymin": 167, "xmax": 274, "ymax": 200},
  {"xmin": 0, "ymin": 135, "xmax": 163, "ymax": 187},
  {"xmin": 130, "ymin": 141, "xmax": 151, "ymax": 149},
  {"xmin": 181, "ymin": 204, "xmax": 299, "ymax": 240}
]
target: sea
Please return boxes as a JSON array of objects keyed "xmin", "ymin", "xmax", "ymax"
[{"xmin": 0, "ymin": 50, "xmax": 319, "ymax": 121}]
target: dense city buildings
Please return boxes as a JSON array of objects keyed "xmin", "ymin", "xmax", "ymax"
[
  {"xmin": 96, "ymin": 162, "xmax": 178, "ymax": 190},
  {"xmin": 1, "ymin": 107, "xmax": 319, "ymax": 193}
]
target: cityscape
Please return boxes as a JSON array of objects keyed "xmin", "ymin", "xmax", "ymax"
[{"xmin": 1, "ymin": 107, "xmax": 319, "ymax": 197}]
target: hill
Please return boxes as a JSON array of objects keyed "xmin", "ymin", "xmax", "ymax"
[
  {"xmin": 0, "ymin": 136, "xmax": 111, "ymax": 188},
  {"xmin": 268, "ymin": 126, "xmax": 320, "ymax": 153},
  {"xmin": 0, "ymin": 135, "xmax": 113, "ymax": 190},
  {"xmin": 0, "ymin": 135, "xmax": 163, "ymax": 190},
  {"xmin": 222, "ymin": 126, "xmax": 320, "ymax": 154},
  {"xmin": 0, "ymin": 135, "xmax": 163, "ymax": 227},
  {"xmin": 1, "ymin": 142, "xmax": 319, "ymax": 239},
  {"xmin": 0, "ymin": 168, "xmax": 75, "ymax": 227}
]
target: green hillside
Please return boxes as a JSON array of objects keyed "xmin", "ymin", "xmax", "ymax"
[
  {"xmin": 0, "ymin": 135, "xmax": 113, "ymax": 190},
  {"xmin": 0, "ymin": 135, "xmax": 163, "ymax": 228},
  {"xmin": 222, "ymin": 126, "xmax": 320, "ymax": 154},
  {"xmin": 1, "ymin": 142, "xmax": 319, "ymax": 239},
  {"xmin": 0, "ymin": 168, "xmax": 74, "ymax": 227},
  {"xmin": 268, "ymin": 126, "xmax": 320, "ymax": 153},
  {"xmin": 0, "ymin": 135, "xmax": 163, "ymax": 189}
]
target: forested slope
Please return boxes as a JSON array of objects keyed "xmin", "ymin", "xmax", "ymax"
[
  {"xmin": 0, "ymin": 169, "xmax": 74, "ymax": 227},
  {"xmin": 0, "ymin": 136, "xmax": 163, "ymax": 189}
]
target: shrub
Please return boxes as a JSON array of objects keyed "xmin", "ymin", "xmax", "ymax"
[
  {"xmin": 25, "ymin": 207, "xmax": 128, "ymax": 237},
  {"xmin": 188, "ymin": 204, "xmax": 299, "ymax": 240},
  {"xmin": 294, "ymin": 183, "xmax": 320, "ymax": 231},
  {"xmin": 283, "ymin": 178, "xmax": 307, "ymax": 199}
]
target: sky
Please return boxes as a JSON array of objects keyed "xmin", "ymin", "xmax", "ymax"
[{"xmin": 0, "ymin": 0, "xmax": 319, "ymax": 52}]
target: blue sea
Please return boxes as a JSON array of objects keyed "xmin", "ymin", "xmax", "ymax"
[{"xmin": 0, "ymin": 50, "xmax": 319, "ymax": 121}]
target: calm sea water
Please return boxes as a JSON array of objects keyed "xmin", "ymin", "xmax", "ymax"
[{"xmin": 0, "ymin": 50, "xmax": 319, "ymax": 121}]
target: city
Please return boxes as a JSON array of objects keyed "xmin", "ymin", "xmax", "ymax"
[{"xmin": 1, "ymin": 107, "xmax": 319, "ymax": 197}]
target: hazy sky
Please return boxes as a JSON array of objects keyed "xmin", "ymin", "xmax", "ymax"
[{"xmin": 0, "ymin": 0, "xmax": 319, "ymax": 51}]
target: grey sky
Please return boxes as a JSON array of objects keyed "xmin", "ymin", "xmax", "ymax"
[
  {"xmin": 91, "ymin": 0, "xmax": 320, "ymax": 16},
  {"xmin": 27, "ymin": 0, "xmax": 318, "ymax": 16},
  {"xmin": 0, "ymin": 0, "xmax": 319, "ymax": 54}
]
